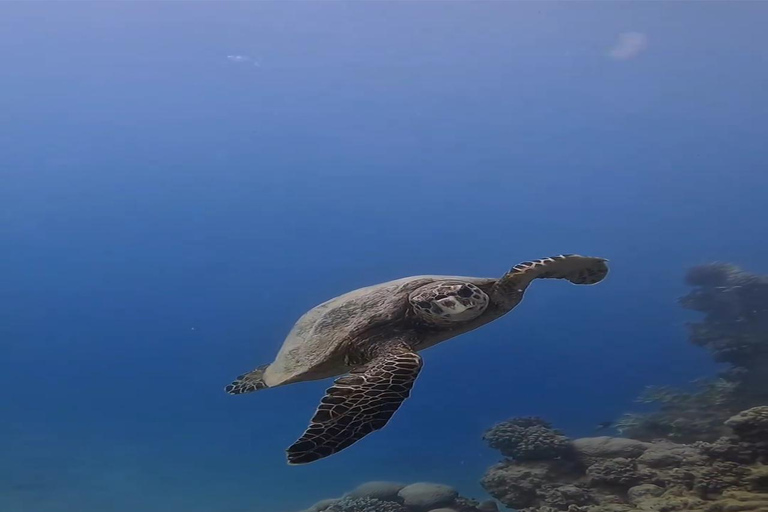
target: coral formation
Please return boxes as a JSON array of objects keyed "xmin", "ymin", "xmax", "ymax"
[
  {"xmin": 617, "ymin": 263, "xmax": 768, "ymax": 442},
  {"xmin": 724, "ymin": 406, "xmax": 768, "ymax": 443},
  {"xmin": 480, "ymin": 264, "xmax": 767, "ymax": 511},
  {"xmin": 297, "ymin": 481, "xmax": 494, "ymax": 512},
  {"xmin": 326, "ymin": 497, "xmax": 407, "ymax": 512},
  {"xmin": 483, "ymin": 417, "xmax": 573, "ymax": 461},
  {"xmin": 481, "ymin": 410, "xmax": 768, "ymax": 512}
]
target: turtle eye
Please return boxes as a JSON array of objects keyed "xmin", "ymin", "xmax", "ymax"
[{"xmin": 458, "ymin": 286, "xmax": 474, "ymax": 298}]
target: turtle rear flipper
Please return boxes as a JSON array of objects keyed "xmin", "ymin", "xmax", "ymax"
[
  {"xmin": 492, "ymin": 254, "xmax": 608, "ymax": 307},
  {"xmin": 286, "ymin": 339, "xmax": 422, "ymax": 465},
  {"xmin": 225, "ymin": 364, "xmax": 270, "ymax": 395}
]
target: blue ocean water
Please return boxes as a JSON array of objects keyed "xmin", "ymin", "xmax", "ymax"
[{"xmin": 1, "ymin": 3, "xmax": 767, "ymax": 512}]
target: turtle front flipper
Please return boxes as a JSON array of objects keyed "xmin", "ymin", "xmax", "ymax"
[
  {"xmin": 286, "ymin": 340, "xmax": 423, "ymax": 465},
  {"xmin": 492, "ymin": 254, "xmax": 608, "ymax": 309},
  {"xmin": 225, "ymin": 364, "xmax": 270, "ymax": 395}
]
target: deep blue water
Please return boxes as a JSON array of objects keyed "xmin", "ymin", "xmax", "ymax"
[{"xmin": 2, "ymin": 3, "xmax": 767, "ymax": 512}]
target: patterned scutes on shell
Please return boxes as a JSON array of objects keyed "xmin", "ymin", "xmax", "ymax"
[{"xmin": 268, "ymin": 275, "xmax": 489, "ymax": 384}]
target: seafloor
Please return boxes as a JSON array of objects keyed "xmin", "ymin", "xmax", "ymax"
[{"xmin": 294, "ymin": 263, "xmax": 768, "ymax": 512}]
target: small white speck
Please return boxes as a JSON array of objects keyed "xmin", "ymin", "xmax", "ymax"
[
  {"xmin": 607, "ymin": 32, "xmax": 649, "ymax": 61},
  {"xmin": 226, "ymin": 55, "xmax": 261, "ymax": 67}
]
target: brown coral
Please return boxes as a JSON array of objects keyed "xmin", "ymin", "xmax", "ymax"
[
  {"xmin": 586, "ymin": 458, "xmax": 648, "ymax": 488},
  {"xmin": 618, "ymin": 264, "xmax": 768, "ymax": 444},
  {"xmin": 481, "ymin": 409, "xmax": 768, "ymax": 512},
  {"xmin": 483, "ymin": 417, "xmax": 574, "ymax": 461},
  {"xmin": 726, "ymin": 407, "xmax": 768, "ymax": 442}
]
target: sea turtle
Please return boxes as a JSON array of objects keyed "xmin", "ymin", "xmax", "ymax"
[{"xmin": 225, "ymin": 254, "xmax": 609, "ymax": 464}]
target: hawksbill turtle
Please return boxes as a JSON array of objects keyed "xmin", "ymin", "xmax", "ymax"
[{"xmin": 225, "ymin": 254, "xmax": 608, "ymax": 464}]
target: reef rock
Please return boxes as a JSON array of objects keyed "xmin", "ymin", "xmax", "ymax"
[
  {"xmin": 637, "ymin": 441, "xmax": 706, "ymax": 468},
  {"xmin": 345, "ymin": 481, "xmax": 405, "ymax": 502},
  {"xmin": 476, "ymin": 500, "xmax": 499, "ymax": 512},
  {"xmin": 626, "ymin": 484, "xmax": 664, "ymax": 505},
  {"xmin": 573, "ymin": 437, "xmax": 651, "ymax": 465},
  {"xmin": 709, "ymin": 489, "xmax": 768, "ymax": 512},
  {"xmin": 398, "ymin": 482, "xmax": 458, "ymax": 509}
]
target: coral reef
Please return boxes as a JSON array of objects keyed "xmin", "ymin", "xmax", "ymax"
[
  {"xmin": 297, "ymin": 481, "xmax": 497, "ymax": 512},
  {"xmin": 617, "ymin": 263, "xmax": 768, "ymax": 443},
  {"xmin": 478, "ymin": 263, "xmax": 767, "ymax": 511},
  {"xmin": 481, "ymin": 409, "xmax": 768, "ymax": 512}
]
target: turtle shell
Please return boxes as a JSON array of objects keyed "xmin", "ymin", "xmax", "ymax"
[{"xmin": 262, "ymin": 275, "xmax": 489, "ymax": 387}]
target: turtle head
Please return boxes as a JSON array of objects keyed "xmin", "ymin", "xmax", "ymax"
[{"xmin": 409, "ymin": 281, "xmax": 489, "ymax": 325}]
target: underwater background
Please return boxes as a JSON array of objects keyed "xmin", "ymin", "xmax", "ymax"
[{"xmin": 2, "ymin": 3, "xmax": 767, "ymax": 512}]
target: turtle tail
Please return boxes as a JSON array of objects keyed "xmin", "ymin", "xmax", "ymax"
[{"xmin": 225, "ymin": 364, "xmax": 270, "ymax": 395}]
